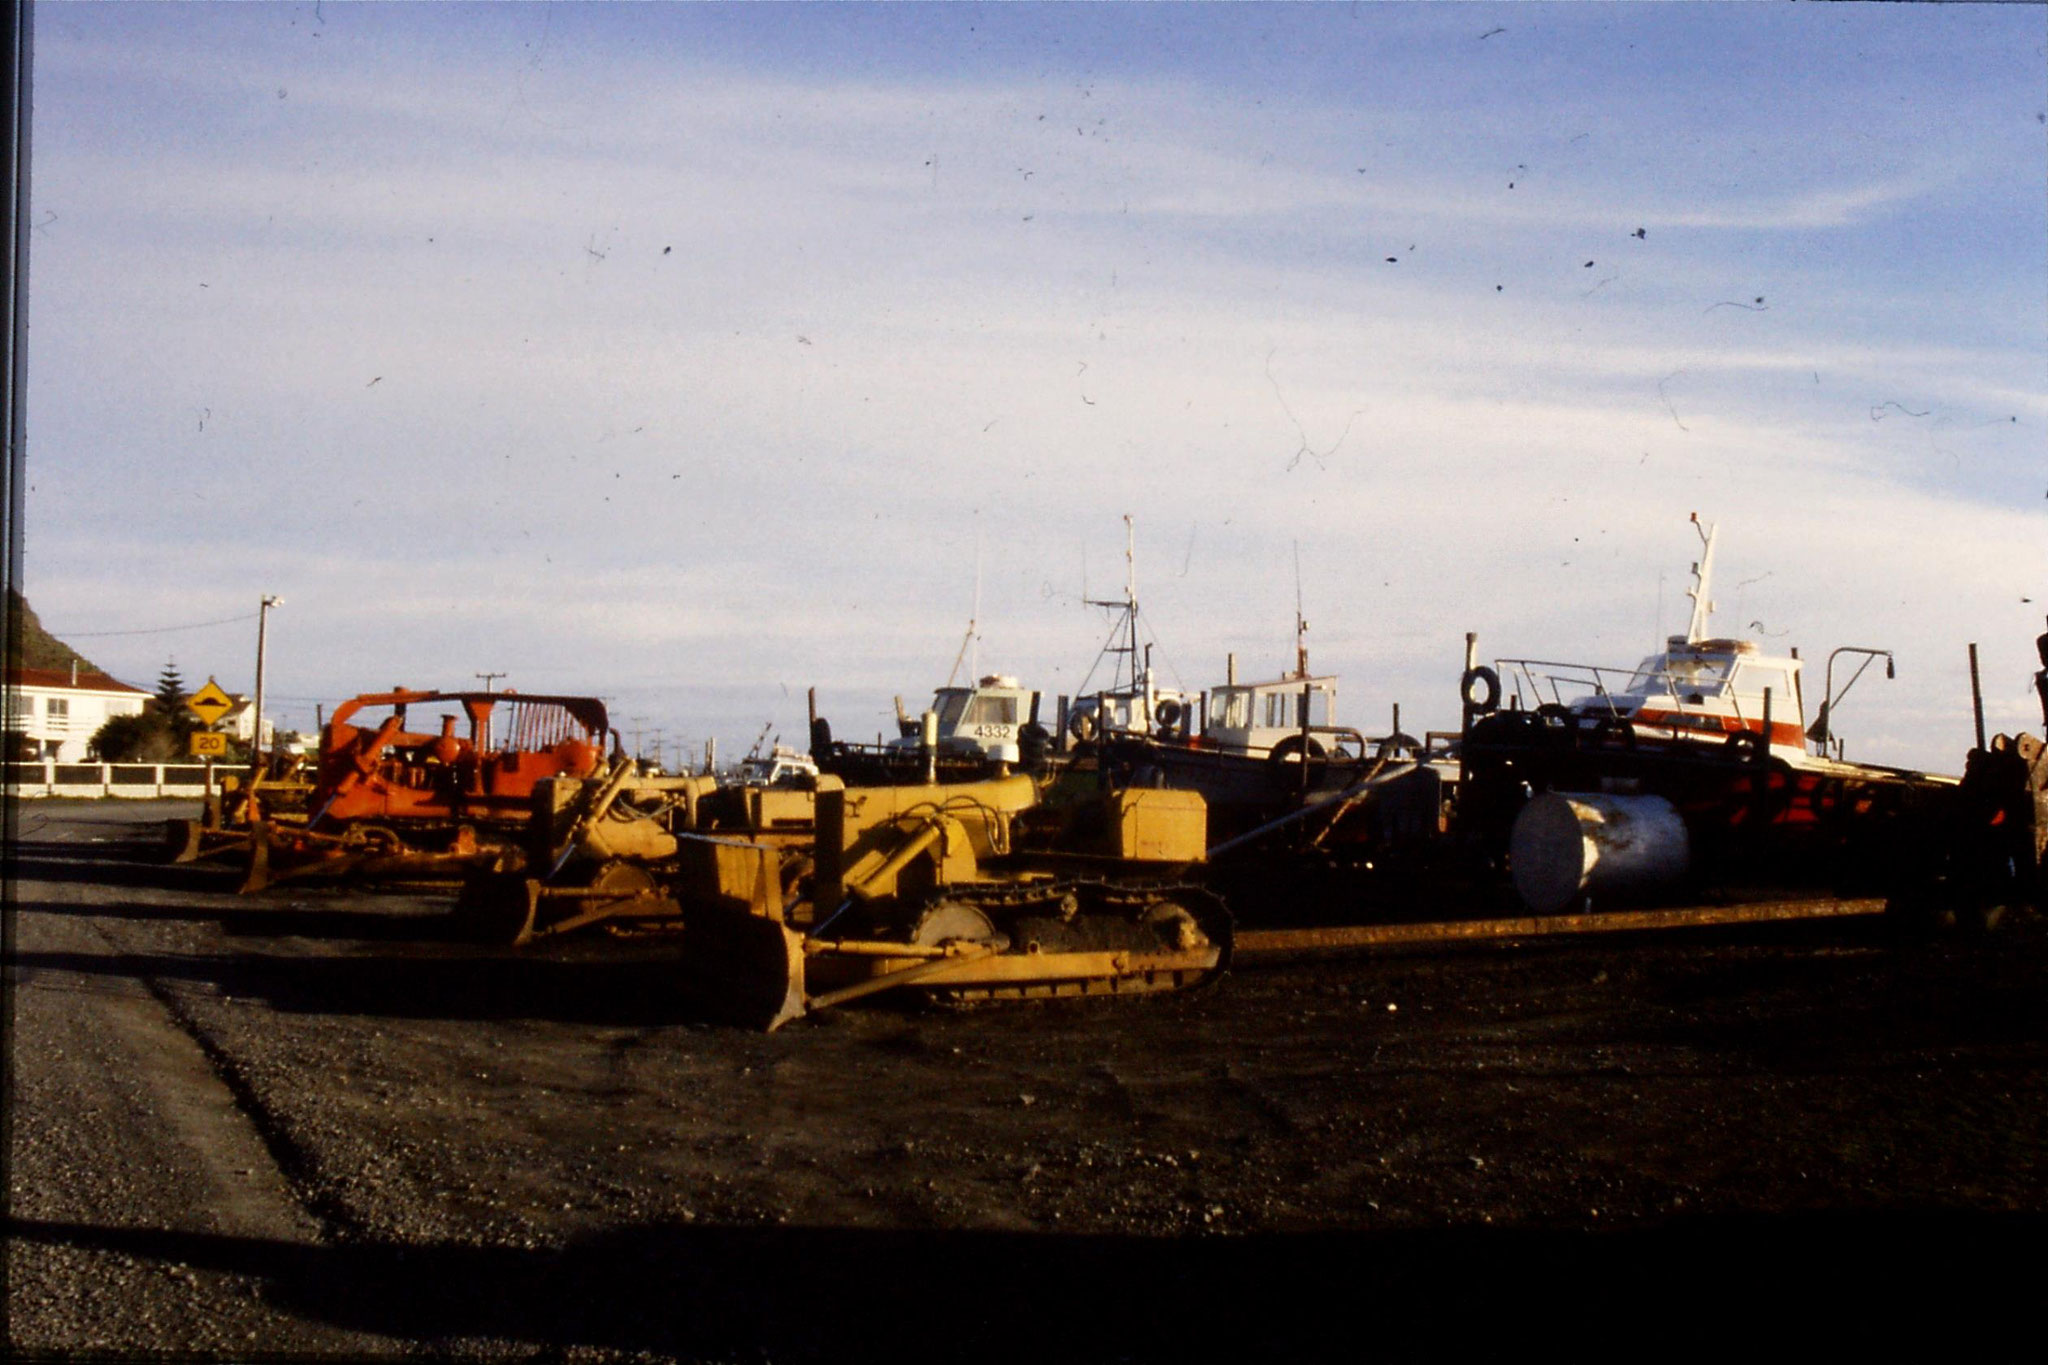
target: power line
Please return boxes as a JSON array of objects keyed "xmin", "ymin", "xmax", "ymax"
[{"xmin": 54, "ymin": 611, "xmax": 261, "ymax": 639}]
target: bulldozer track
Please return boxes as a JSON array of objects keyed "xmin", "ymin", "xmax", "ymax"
[{"xmin": 884, "ymin": 878, "xmax": 1235, "ymax": 1007}]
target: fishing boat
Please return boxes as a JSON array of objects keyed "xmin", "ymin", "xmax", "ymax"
[
  {"xmin": 1080, "ymin": 535, "xmax": 1437, "ymax": 845},
  {"xmin": 1478, "ymin": 515, "xmax": 1812, "ymax": 764},
  {"xmin": 1457, "ymin": 516, "xmax": 1955, "ymax": 913},
  {"xmin": 1470, "ymin": 514, "xmax": 1916, "ymax": 772},
  {"xmin": 1058, "ymin": 516, "xmax": 1193, "ymax": 749}
]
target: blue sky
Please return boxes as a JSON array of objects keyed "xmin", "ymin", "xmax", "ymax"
[{"xmin": 24, "ymin": 2, "xmax": 2046, "ymax": 771}]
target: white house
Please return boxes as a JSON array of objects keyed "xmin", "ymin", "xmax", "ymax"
[
  {"xmin": 4, "ymin": 665, "xmax": 150, "ymax": 762},
  {"xmin": 215, "ymin": 691, "xmax": 278, "ymax": 749}
]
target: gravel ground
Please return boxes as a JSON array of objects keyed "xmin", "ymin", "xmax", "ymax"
[{"xmin": 6, "ymin": 800, "xmax": 2046, "ymax": 1360}]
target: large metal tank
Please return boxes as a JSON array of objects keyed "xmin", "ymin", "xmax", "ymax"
[{"xmin": 1509, "ymin": 791, "xmax": 1689, "ymax": 914}]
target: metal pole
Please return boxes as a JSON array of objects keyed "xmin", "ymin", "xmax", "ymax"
[
  {"xmin": 1968, "ymin": 643, "xmax": 1986, "ymax": 753},
  {"xmin": 3, "ymin": 2, "xmax": 36, "ymax": 886},
  {"xmin": 251, "ymin": 595, "xmax": 281, "ymax": 774},
  {"xmin": 1298, "ymin": 683, "xmax": 1312, "ymax": 799}
]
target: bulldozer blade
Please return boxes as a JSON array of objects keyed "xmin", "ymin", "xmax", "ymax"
[
  {"xmin": 240, "ymin": 824, "xmax": 273, "ymax": 894},
  {"xmin": 164, "ymin": 819, "xmax": 206, "ymax": 864},
  {"xmin": 451, "ymin": 872, "xmax": 545, "ymax": 946},
  {"xmin": 682, "ymin": 907, "xmax": 807, "ymax": 1032}
]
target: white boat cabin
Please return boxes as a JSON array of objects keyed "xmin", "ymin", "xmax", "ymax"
[
  {"xmin": 737, "ymin": 744, "xmax": 821, "ymax": 788},
  {"xmin": 889, "ymin": 675, "xmax": 1040, "ymax": 764},
  {"xmin": 1203, "ymin": 672, "xmax": 1340, "ymax": 757}
]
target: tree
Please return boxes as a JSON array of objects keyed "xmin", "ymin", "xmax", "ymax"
[
  {"xmin": 88, "ymin": 660, "xmax": 206, "ymax": 760},
  {"xmin": 89, "ymin": 711, "xmax": 178, "ymax": 762},
  {"xmin": 155, "ymin": 660, "xmax": 188, "ymax": 711},
  {"xmin": 153, "ymin": 660, "xmax": 199, "ymax": 747}
]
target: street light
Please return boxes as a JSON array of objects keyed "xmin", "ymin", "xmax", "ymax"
[{"xmin": 252, "ymin": 595, "xmax": 282, "ymax": 773}]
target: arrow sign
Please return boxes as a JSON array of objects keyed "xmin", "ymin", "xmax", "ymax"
[{"xmin": 186, "ymin": 679, "xmax": 235, "ymax": 727}]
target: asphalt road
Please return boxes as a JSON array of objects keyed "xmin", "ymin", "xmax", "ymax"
[{"xmin": 6, "ymin": 800, "xmax": 2046, "ymax": 1360}]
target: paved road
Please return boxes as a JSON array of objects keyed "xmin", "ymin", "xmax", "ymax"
[
  {"xmin": 7, "ymin": 800, "xmax": 2046, "ymax": 1360},
  {"xmin": 5, "ymin": 802, "xmax": 401, "ymax": 1357}
]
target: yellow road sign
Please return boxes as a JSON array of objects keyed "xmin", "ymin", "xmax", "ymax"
[
  {"xmin": 186, "ymin": 679, "xmax": 235, "ymax": 727},
  {"xmin": 189, "ymin": 731, "xmax": 228, "ymax": 757}
]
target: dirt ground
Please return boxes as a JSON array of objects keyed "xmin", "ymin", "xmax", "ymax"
[{"xmin": 6, "ymin": 800, "xmax": 2046, "ymax": 1361}]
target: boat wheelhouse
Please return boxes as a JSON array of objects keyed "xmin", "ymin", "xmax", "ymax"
[
  {"xmin": 887, "ymin": 674, "xmax": 1042, "ymax": 765},
  {"xmin": 736, "ymin": 744, "xmax": 821, "ymax": 788},
  {"xmin": 1202, "ymin": 663, "xmax": 1345, "ymax": 759}
]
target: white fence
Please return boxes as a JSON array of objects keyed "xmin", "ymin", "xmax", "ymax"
[{"xmin": 5, "ymin": 761, "xmax": 216, "ymax": 799}]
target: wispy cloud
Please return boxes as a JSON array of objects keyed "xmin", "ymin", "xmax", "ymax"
[{"xmin": 25, "ymin": 4, "xmax": 2044, "ymax": 772}]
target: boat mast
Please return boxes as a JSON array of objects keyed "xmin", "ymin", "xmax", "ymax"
[
  {"xmin": 1079, "ymin": 516, "xmax": 1150, "ymax": 722},
  {"xmin": 1124, "ymin": 515, "xmax": 1140, "ymax": 697},
  {"xmin": 1293, "ymin": 541, "xmax": 1309, "ymax": 679},
  {"xmin": 1684, "ymin": 513, "xmax": 1718, "ymax": 644}
]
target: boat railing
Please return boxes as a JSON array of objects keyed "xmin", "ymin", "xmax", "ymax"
[{"xmin": 1495, "ymin": 658, "xmax": 1633, "ymax": 714}]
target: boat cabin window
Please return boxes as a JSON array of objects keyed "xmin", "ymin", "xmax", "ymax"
[
  {"xmin": 933, "ymin": 690, "xmax": 970, "ymax": 728},
  {"xmin": 1257, "ymin": 688, "xmax": 1331, "ymax": 729},
  {"xmin": 1212, "ymin": 688, "xmax": 1252, "ymax": 730},
  {"xmin": 1730, "ymin": 664, "xmax": 1794, "ymax": 713},
  {"xmin": 962, "ymin": 693, "xmax": 1018, "ymax": 727},
  {"xmin": 1627, "ymin": 653, "xmax": 1734, "ymax": 698}
]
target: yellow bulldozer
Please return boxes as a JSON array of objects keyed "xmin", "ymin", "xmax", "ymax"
[{"xmin": 456, "ymin": 761, "xmax": 1231, "ymax": 1030}]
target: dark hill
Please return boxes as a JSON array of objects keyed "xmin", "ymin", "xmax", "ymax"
[{"xmin": 8, "ymin": 589, "xmax": 103, "ymax": 675}]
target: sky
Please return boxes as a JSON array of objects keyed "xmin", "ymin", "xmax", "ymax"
[{"xmin": 21, "ymin": 1, "xmax": 2046, "ymax": 773}]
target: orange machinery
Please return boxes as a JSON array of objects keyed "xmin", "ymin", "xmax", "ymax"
[{"xmin": 243, "ymin": 688, "xmax": 611, "ymax": 891}]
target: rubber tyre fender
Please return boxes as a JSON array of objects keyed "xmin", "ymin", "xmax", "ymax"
[
  {"xmin": 1068, "ymin": 710, "xmax": 1099, "ymax": 744},
  {"xmin": 1461, "ymin": 666, "xmax": 1501, "ymax": 715},
  {"xmin": 1268, "ymin": 734, "xmax": 1328, "ymax": 764},
  {"xmin": 1155, "ymin": 699, "xmax": 1184, "ymax": 731},
  {"xmin": 1376, "ymin": 731, "xmax": 1421, "ymax": 761},
  {"xmin": 1724, "ymin": 731, "xmax": 1764, "ymax": 763},
  {"xmin": 1590, "ymin": 718, "xmax": 1636, "ymax": 750}
]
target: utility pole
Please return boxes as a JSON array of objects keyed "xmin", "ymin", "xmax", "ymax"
[
  {"xmin": 474, "ymin": 671, "xmax": 506, "ymax": 693},
  {"xmin": 251, "ymin": 595, "xmax": 282, "ymax": 774}
]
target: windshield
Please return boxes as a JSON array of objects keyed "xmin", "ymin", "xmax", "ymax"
[
  {"xmin": 1211, "ymin": 688, "xmax": 1251, "ymax": 729},
  {"xmin": 932, "ymin": 690, "xmax": 970, "ymax": 728},
  {"xmin": 962, "ymin": 693, "xmax": 1018, "ymax": 726},
  {"xmin": 1625, "ymin": 653, "xmax": 1734, "ymax": 696}
]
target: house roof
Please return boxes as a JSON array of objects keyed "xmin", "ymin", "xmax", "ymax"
[{"xmin": 6, "ymin": 666, "xmax": 149, "ymax": 695}]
